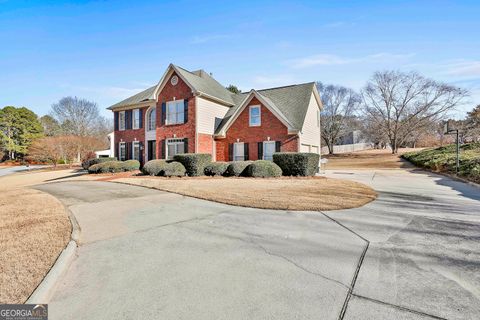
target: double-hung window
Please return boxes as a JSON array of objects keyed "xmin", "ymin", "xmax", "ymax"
[
  {"xmin": 166, "ymin": 138, "xmax": 185, "ymax": 160},
  {"xmin": 119, "ymin": 111, "xmax": 126, "ymax": 131},
  {"xmin": 263, "ymin": 141, "xmax": 276, "ymax": 161},
  {"xmin": 166, "ymin": 100, "xmax": 185, "ymax": 125},
  {"xmin": 233, "ymin": 143, "xmax": 245, "ymax": 161},
  {"xmin": 132, "ymin": 141, "xmax": 140, "ymax": 160},
  {"xmin": 249, "ymin": 105, "xmax": 261, "ymax": 126},
  {"xmin": 119, "ymin": 142, "xmax": 126, "ymax": 161},
  {"xmin": 133, "ymin": 109, "xmax": 140, "ymax": 129}
]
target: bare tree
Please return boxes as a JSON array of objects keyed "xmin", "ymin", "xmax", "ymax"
[
  {"xmin": 50, "ymin": 97, "xmax": 112, "ymax": 161},
  {"xmin": 317, "ymin": 82, "xmax": 361, "ymax": 154},
  {"xmin": 361, "ymin": 71, "xmax": 468, "ymax": 153}
]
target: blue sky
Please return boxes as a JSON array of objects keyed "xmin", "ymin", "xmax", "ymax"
[{"xmin": 1, "ymin": 0, "xmax": 479, "ymax": 119}]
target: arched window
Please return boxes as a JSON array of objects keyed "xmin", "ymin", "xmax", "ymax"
[{"xmin": 147, "ymin": 107, "xmax": 156, "ymax": 131}]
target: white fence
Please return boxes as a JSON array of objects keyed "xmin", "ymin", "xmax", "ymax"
[{"xmin": 321, "ymin": 142, "xmax": 373, "ymax": 154}]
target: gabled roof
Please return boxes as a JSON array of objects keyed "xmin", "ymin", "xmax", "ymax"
[
  {"xmin": 214, "ymin": 82, "xmax": 319, "ymax": 135},
  {"xmin": 107, "ymin": 65, "xmax": 322, "ymax": 135}
]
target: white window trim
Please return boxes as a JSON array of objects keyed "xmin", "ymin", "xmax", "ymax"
[
  {"xmin": 119, "ymin": 111, "xmax": 126, "ymax": 131},
  {"xmin": 147, "ymin": 107, "xmax": 156, "ymax": 131},
  {"xmin": 249, "ymin": 105, "xmax": 261, "ymax": 127},
  {"xmin": 119, "ymin": 142, "xmax": 126, "ymax": 161},
  {"xmin": 166, "ymin": 99, "xmax": 185, "ymax": 125},
  {"xmin": 133, "ymin": 109, "xmax": 140, "ymax": 130},
  {"xmin": 132, "ymin": 141, "xmax": 140, "ymax": 160},
  {"xmin": 263, "ymin": 141, "xmax": 276, "ymax": 160},
  {"xmin": 233, "ymin": 142, "xmax": 245, "ymax": 161},
  {"xmin": 166, "ymin": 138, "xmax": 185, "ymax": 160}
]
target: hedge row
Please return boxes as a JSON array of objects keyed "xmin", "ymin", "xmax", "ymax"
[
  {"xmin": 88, "ymin": 160, "xmax": 140, "ymax": 174},
  {"xmin": 140, "ymin": 152, "xmax": 320, "ymax": 178},
  {"xmin": 82, "ymin": 157, "xmax": 117, "ymax": 170},
  {"xmin": 141, "ymin": 160, "xmax": 186, "ymax": 177}
]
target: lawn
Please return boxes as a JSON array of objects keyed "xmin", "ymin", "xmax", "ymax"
[
  {"xmin": 115, "ymin": 176, "xmax": 377, "ymax": 211},
  {"xmin": 402, "ymin": 143, "xmax": 480, "ymax": 183},
  {"xmin": 0, "ymin": 188, "xmax": 71, "ymax": 303},
  {"xmin": 0, "ymin": 169, "xmax": 81, "ymax": 303},
  {"xmin": 323, "ymin": 148, "xmax": 418, "ymax": 169}
]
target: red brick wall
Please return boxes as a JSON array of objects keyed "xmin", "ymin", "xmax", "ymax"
[
  {"xmin": 156, "ymin": 71, "xmax": 196, "ymax": 158},
  {"xmin": 114, "ymin": 106, "xmax": 148, "ymax": 160},
  {"xmin": 215, "ymin": 97, "xmax": 298, "ymax": 161},
  {"xmin": 198, "ymin": 133, "xmax": 214, "ymax": 156}
]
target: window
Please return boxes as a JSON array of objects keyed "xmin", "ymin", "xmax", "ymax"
[
  {"xmin": 166, "ymin": 138, "xmax": 185, "ymax": 160},
  {"xmin": 133, "ymin": 109, "xmax": 140, "ymax": 129},
  {"xmin": 166, "ymin": 100, "xmax": 185, "ymax": 125},
  {"xmin": 263, "ymin": 141, "xmax": 276, "ymax": 160},
  {"xmin": 147, "ymin": 107, "xmax": 156, "ymax": 131},
  {"xmin": 234, "ymin": 143, "xmax": 244, "ymax": 161},
  {"xmin": 119, "ymin": 111, "xmax": 125, "ymax": 131},
  {"xmin": 249, "ymin": 105, "xmax": 261, "ymax": 126},
  {"xmin": 132, "ymin": 141, "xmax": 140, "ymax": 160},
  {"xmin": 119, "ymin": 142, "xmax": 126, "ymax": 161}
]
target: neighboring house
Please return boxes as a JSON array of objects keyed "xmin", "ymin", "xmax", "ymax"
[
  {"xmin": 108, "ymin": 64, "xmax": 322, "ymax": 164},
  {"xmin": 94, "ymin": 132, "xmax": 115, "ymax": 158}
]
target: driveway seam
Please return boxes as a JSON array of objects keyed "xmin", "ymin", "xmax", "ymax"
[
  {"xmin": 351, "ymin": 294, "xmax": 447, "ymax": 320},
  {"xmin": 319, "ymin": 211, "xmax": 370, "ymax": 320}
]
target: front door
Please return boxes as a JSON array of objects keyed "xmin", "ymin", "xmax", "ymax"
[{"xmin": 147, "ymin": 140, "xmax": 156, "ymax": 160}]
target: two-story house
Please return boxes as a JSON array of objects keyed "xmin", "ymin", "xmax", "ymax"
[{"xmin": 108, "ymin": 64, "xmax": 322, "ymax": 164}]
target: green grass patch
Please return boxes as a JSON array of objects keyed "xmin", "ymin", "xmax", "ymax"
[{"xmin": 402, "ymin": 143, "xmax": 480, "ymax": 183}]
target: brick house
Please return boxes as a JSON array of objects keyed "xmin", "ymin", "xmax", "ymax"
[{"xmin": 108, "ymin": 64, "xmax": 322, "ymax": 164}]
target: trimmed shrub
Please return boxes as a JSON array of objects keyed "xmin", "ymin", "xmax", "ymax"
[
  {"xmin": 82, "ymin": 157, "xmax": 117, "ymax": 170},
  {"xmin": 245, "ymin": 160, "xmax": 282, "ymax": 178},
  {"xmin": 173, "ymin": 153, "xmax": 212, "ymax": 176},
  {"xmin": 164, "ymin": 162, "xmax": 186, "ymax": 177},
  {"xmin": 142, "ymin": 160, "xmax": 169, "ymax": 176},
  {"xmin": 225, "ymin": 161, "xmax": 253, "ymax": 177},
  {"xmin": 122, "ymin": 160, "xmax": 140, "ymax": 171},
  {"xmin": 204, "ymin": 162, "xmax": 229, "ymax": 176},
  {"xmin": 273, "ymin": 152, "xmax": 320, "ymax": 176},
  {"xmin": 88, "ymin": 161, "xmax": 123, "ymax": 174}
]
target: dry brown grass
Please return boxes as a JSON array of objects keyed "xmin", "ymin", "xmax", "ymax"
[
  {"xmin": 115, "ymin": 176, "xmax": 377, "ymax": 211},
  {"xmin": 324, "ymin": 148, "xmax": 421, "ymax": 170},
  {"xmin": 0, "ymin": 188, "xmax": 71, "ymax": 303}
]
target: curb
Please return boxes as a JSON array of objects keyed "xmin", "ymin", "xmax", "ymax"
[{"xmin": 26, "ymin": 200, "xmax": 81, "ymax": 304}]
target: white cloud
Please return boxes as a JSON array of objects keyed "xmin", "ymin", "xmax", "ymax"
[
  {"xmin": 445, "ymin": 61, "xmax": 480, "ymax": 77},
  {"xmin": 288, "ymin": 52, "xmax": 415, "ymax": 68}
]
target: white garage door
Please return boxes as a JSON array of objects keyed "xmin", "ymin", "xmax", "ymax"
[
  {"xmin": 300, "ymin": 144, "xmax": 310, "ymax": 152},
  {"xmin": 311, "ymin": 146, "xmax": 319, "ymax": 154}
]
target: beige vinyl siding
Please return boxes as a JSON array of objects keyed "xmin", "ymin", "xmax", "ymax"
[
  {"xmin": 299, "ymin": 92, "xmax": 321, "ymax": 154},
  {"xmin": 196, "ymin": 97, "xmax": 230, "ymax": 134}
]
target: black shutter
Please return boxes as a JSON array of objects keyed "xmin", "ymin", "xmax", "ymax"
[
  {"xmin": 129, "ymin": 110, "xmax": 133, "ymax": 129},
  {"xmin": 127, "ymin": 142, "xmax": 132, "ymax": 160},
  {"xmin": 244, "ymin": 143, "xmax": 249, "ymax": 160},
  {"xmin": 229, "ymin": 144, "xmax": 234, "ymax": 161},
  {"xmin": 184, "ymin": 99, "xmax": 188, "ymax": 123},
  {"xmin": 257, "ymin": 142, "xmax": 263, "ymax": 160},
  {"xmin": 114, "ymin": 112, "xmax": 119, "ymax": 131},
  {"xmin": 115, "ymin": 143, "xmax": 119, "ymax": 159},
  {"xmin": 161, "ymin": 140, "xmax": 166, "ymax": 159},
  {"xmin": 139, "ymin": 109, "xmax": 143, "ymax": 129},
  {"xmin": 161, "ymin": 102, "xmax": 166, "ymax": 125},
  {"xmin": 139, "ymin": 142, "xmax": 144, "ymax": 164},
  {"xmin": 183, "ymin": 138, "xmax": 189, "ymax": 153},
  {"xmin": 275, "ymin": 141, "xmax": 281, "ymax": 152}
]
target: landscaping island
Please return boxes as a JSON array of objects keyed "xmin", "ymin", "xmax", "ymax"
[{"xmin": 402, "ymin": 143, "xmax": 480, "ymax": 183}]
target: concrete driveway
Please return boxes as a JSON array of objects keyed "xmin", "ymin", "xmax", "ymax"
[{"xmin": 35, "ymin": 169, "xmax": 480, "ymax": 320}]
